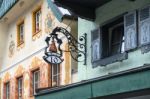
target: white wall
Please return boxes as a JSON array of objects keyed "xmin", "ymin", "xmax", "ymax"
[{"xmin": 0, "ymin": 22, "xmax": 8, "ymax": 69}]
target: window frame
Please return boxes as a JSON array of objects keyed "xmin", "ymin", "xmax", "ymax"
[
  {"xmin": 51, "ymin": 64, "xmax": 61, "ymax": 87},
  {"xmin": 5, "ymin": 82, "xmax": 10, "ymax": 99},
  {"xmin": 91, "ymin": 16, "xmax": 128, "ymax": 67},
  {"xmin": 32, "ymin": 6, "xmax": 42, "ymax": 36},
  {"xmin": 108, "ymin": 22, "xmax": 125, "ymax": 56},
  {"xmin": 33, "ymin": 70, "xmax": 40, "ymax": 94},
  {"xmin": 18, "ymin": 77, "xmax": 23, "ymax": 99},
  {"xmin": 17, "ymin": 20, "xmax": 24, "ymax": 47},
  {"xmin": 101, "ymin": 16, "xmax": 127, "ymax": 60}
]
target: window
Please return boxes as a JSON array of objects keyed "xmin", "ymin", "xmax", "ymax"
[
  {"xmin": 35, "ymin": 10, "xmax": 41, "ymax": 32},
  {"xmin": 91, "ymin": 11, "xmax": 137, "ymax": 66},
  {"xmin": 6, "ymin": 82, "xmax": 10, "ymax": 99},
  {"xmin": 18, "ymin": 77, "xmax": 23, "ymax": 99},
  {"xmin": 32, "ymin": 7, "xmax": 42, "ymax": 35},
  {"xmin": 33, "ymin": 70, "xmax": 40, "ymax": 94},
  {"xmin": 17, "ymin": 21, "xmax": 24, "ymax": 46},
  {"xmin": 101, "ymin": 19, "xmax": 124, "ymax": 58},
  {"xmin": 52, "ymin": 64, "xmax": 60, "ymax": 87}
]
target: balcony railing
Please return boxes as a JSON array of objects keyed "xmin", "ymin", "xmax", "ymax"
[{"xmin": 0, "ymin": 0, "xmax": 18, "ymax": 19}]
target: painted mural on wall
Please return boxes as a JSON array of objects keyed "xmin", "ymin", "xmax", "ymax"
[
  {"xmin": 45, "ymin": 12, "xmax": 55, "ymax": 33},
  {"xmin": 1, "ymin": 56, "xmax": 50, "ymax": 99},
  {"xmin": 8, "ymin": 41, "xmax": 15, "ymax": 58},
  {"xmin": 0, "ymin": 0, "xmax": 73, "ymax": 98}
]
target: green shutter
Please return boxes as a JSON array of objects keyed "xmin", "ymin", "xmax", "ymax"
[
  {"xmin": 139, "ymin": 7, "xmax": 150, "ymax": 46},
  {"xmin": 124, "ymin": 11, "xmax": 137, "ymax": 51},
  {"xmin": 91, "ymin": 28, "xmax": 101, "ymax": 67},
  {"xmin": 47, "ymin": 0, "xmax": 63, "ymax": 22}
]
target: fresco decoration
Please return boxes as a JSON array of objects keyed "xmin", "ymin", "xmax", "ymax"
[
  {"xmin": 30, "ymin": 57, "xmax": 43, "ymax": 70},
  {"xmin": 23, "ymin": 73, "xmax": 29, "ymax": 99},
  {"xmin": 3, "ymin": 72, "xmax": 11, "ymax": 83},
  {"xmin": 15, "ymin": 65, "xmax": 25, "ymax": 77},
  {"xmin": 10, "ymin": 77, "xmax": 17, "ymax": 99},
  {"xmin": 17, "ymin": 42, "xmax": 25, "ymax": 51},
  {"xmin": 45, "ymin": 12, "xmax": 55, "ymax": 34},
  {"xmin": 8, "ymin": 41, "xmax": 15, "ymax": 58},
  {"xmin": 29, "ymin": 57, "xmax": 49, "ymax": 88},
  {"xmin": 23, "ymin": 73, "xmax": 29, "ymax": 91},
  {"xmin": 32, "ymin": 30, "xmax": 42, "ymax": 41},
  {"xmin": 40, "ymin": 62, "xmax": 49, "ymax": 88}
]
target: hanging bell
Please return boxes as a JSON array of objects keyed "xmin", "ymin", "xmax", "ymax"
[{"xmin": 49, "ymin": 38, "xmax": 57, "ymax": 52}]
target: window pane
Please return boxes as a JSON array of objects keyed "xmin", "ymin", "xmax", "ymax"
[
  {"xmin": 35, "ymin": 72, "xmax": 39, "ymax": 82},
  {"xmin": 111, "ymin": 25, "xmax": 124, "ymax": 44},
  {"xmin": 33, "ymin": 70, "xmax": 40, "ymax": 94},
  {"xmin": 101, "ymin": 28, "xmax": 109, "ymax": 58},
  {"xmin": 101, "ymin": 17, "xmax": 124, "ymax": 58},
  {"xmin": 57, "ymin": 74, "xmax": 60, "ymax": 85},
  {"xmin": 6, "ymin": 82, "xmax": 10, "ymax": 99},
  {"xmin": 52, "ymin": 75, "xmax": 57, "ymax": 86},
  {"xmin": 111, "ymin": 25, "xmax": 124, "ymax": 55},
  {"xmin": 18, "ymin": 77, "xmax": 23, "ymax": 99},
  {"xmin": 111, "ymin": 45, "xmax": 121, "ymax": 55},
  {"xmin": 57, "ymin": 65, "xmax": 60, "ymax": 74},
  {"xmin": 52, "ymin": 64, "xmax": 60, "ymax": 87},
  {"xmin": 35, "ymin": 83, "xmax": 38, "ymax": 89},
  {"xmin": 35, "ymin": 10, "xmax": 41, "ymax": 32},
  {"xmin": 53, "ymin": 65, "xmax": 57, "ymax": 75},
  {"xmin": 19, "ymin": 23, "xmax": 24, "ymax": 43}
]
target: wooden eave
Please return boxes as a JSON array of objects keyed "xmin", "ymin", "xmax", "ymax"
[{"xmin": 54, "ymin": 0, "xmax": 112, "ymax": 21}]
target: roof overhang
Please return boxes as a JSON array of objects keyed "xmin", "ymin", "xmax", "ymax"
[
  {"xmin": 47, "ymin": 0, "xmax": 77, "ymax": 22},
  {"xmin": 54, "ymin": 0, "xmax": 112, "ymax": 21}
]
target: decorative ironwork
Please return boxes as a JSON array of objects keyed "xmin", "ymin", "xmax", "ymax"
[{"xmin": 43, "ymin": 27, "xmax": 87, "ymax": 65}]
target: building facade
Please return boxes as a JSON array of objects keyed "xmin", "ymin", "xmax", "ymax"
[
  {"xmin": 0, "ymin": 0, "xmax": 77, "ymax": 99},
  {"xmin": 35, "ymin": 0, "xmax": 150, "ymax": 99}
]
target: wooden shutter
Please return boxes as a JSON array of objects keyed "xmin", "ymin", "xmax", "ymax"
[
  {"xmin": 124, "ymin": 11, "xmax": 137, "ymax": 51},
  {"xmin": 139, "ymin": 7, "xmax": 150, "ymax": 46},
  {"xmin": 91, "ymin": 28, "xmax": 101, "ymax": 62}
]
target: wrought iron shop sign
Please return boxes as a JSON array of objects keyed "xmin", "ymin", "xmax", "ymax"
[{"xmin": 43, "ymin": 27, "xmax": 87, "ymax": 65}]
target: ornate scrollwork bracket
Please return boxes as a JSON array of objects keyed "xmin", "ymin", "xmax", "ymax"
[{"xmin": 43, "ymin": 27, "xmax": 87, "ymax": 65}]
